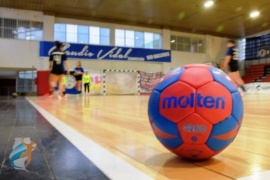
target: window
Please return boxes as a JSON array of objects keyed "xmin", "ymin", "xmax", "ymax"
[
  {"xmin": 0, "ymin": 18, "xmax": 3, "ymax": 38},
  {"xmin": 3, "ymin": 18, "xmax": 17, "ymax": 39},
  {"xmin": 135, "ymin": 31, "xmax": 144, "ymax": 48},
  {"xmin": 89, "ymin": 26, "xmax": 110, "ymax": 45},
  {"xmin": 66, "ymin": 24, "xmax": 77, "ymax": 43},
  {"xmin": 115, "ymin": 29, "xmax": 162, "ymax": 49},
  {"xmin": 30, "ymin": 21, "xmax": 43, "ymax": 40},
  {"xmin": 115, "ymin": 29, "xmax": 125, "ymax": 46},
  {"xmin": 126, "ymin": 30, "xmax": 135, "ymax": 47},
  {"xmin": 17, "ymin": 20, "xmax": 30, "ymax": 40},
  {"xmin": 191, "ymin": 38, "xmax": 205, "ymax": 53},
  {"xmin": 54, "ymin": 23, "xmax": 110, "ymax": 45},
  {"xmin": 100, "ymin": 28, "xmax": 110, "ymax": 45},
  {"xmin": 55, "ymin": 24, "xmax": 66, "ymax": 42},
  {"xmin": 0, "ymin": 18, "xmax": 43, "ymax": 40},
  {"xmin": 171, "ymin": 35, "xmax": 205, "ymax": 53},
  {"xmin": 153, "ymin": 34, "xmax": 162, "ymax": 49},
  {"xmin": 144, "ymin": 32, "xmax": 153, "ymax": 48},
  {"xmin": 89, "ymin": 26, "xmax": 100, "ymax": 44},
  {"xmin": 17, "ymin": 71, "xmax": 37, "ymax": 93},
  {"xmin": 77, "ymin": 25, "xmax": 89, "ymax": 43}
]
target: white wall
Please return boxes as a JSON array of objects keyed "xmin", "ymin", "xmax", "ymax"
[
  {"xmin": 38, "ymin": 57, "xmax": 165, "ymax": 73},
  {"xmin": 171, "ymin": 51, "xmax": 206, "ymax": 68},
  {"xmin": 170, "ymin": 31, "xmax": 228, "ymax": 67},
  {"xmin": 43, "ymin": 15, "xmax": 55, "ymax": 41},
  {"xmin": 0, "ymin": 39, "xmax": 39, "ymax": 69},
  {"xmin": 67, "ymin": 59, "xmax": 164, "ymax": 72},
  {"xmin": 0, "ymin": 7, "xmax": 43, "ymax": 21},
  {"xmin": 205, "ymin": 35, "xmax": 228, "ymax": 66},
  {"xmin": 0, "ymin": 8, "xmax": 229, "ymax": 74}
]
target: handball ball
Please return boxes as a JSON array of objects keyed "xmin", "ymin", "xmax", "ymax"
[
  {"xmin": 11, "ymin": 93, "xmax": 18, "ymax": 98},
  {"xmin": 148, "ymin": 64, "xmax": 243, "ymax": 160}
]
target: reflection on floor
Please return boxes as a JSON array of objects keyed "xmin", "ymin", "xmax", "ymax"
[
  {"xmin": 27, "ymin": 94, "xmax": 270, "ymax": 180},
  {"xmin": 0, "ymin": 96, "xmax": 109, "ymax": 180}
]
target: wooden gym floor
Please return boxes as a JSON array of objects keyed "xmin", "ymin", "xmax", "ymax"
[{"xmin": 27, "ymin": 93, "xmax": 270, "ymax": 180}]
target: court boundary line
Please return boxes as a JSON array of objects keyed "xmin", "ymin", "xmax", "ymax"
[
  {"xmin": 26, "ymin": 97, "xmax": 153, "ymax": 180},
  {"xmin": 237, "ymin": 170, "xmax": 270, "ymax": 180}
]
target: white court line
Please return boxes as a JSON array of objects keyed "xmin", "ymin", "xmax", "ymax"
[
  {"xmin": 27, "ymin": 98, "xmax": 153, "ymax": 180},
  {"xmin": 237, "ymin": 171, "xmax": 270, "ymax": 180}
]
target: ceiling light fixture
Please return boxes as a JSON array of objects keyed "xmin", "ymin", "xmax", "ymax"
[
  {"xmin": 250, "ymin": 11, "xmax": 260, "ymax": 18},
  {"xmin": 171, "ymin": 40, "xmax": 175, "ymax": 43},
  {"xmin": 204, "ymin": 1, "xmax": 214, "ymax": 8}
]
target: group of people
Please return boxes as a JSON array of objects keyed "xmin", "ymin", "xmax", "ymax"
[
  {"xmin": 47, "ymin": 40, "xmax": 246, "ymax": 98},
  {"xmin": 73, "ymin": 61, "xmax": 91, "ymax": 96},
  {"xmin": 48, "ymin": 41, "xmax": 91, "ymax": 98}
]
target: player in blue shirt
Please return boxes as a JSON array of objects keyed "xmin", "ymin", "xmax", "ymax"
[
  {"xmin": 74, "ymin": 61, "xmax": 84, "ymax": 95},
  {"xmin": 49, "ymin": 41, "xmax": 70, "ymax": 97},
  {"xmin": 223, "ymin": 39, "xmax": 246, "ymax": 92}
]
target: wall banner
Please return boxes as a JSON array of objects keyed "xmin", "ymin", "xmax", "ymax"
[{"xmin": 39, "ymin": 41, "xmax": 171, "ymax": 63}]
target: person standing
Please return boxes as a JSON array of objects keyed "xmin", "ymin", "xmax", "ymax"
[
  {"xmin": 223, "ymin": 39, "xmax": 246, "ymax": 92},
  {"xmin": 48, "ymin": 41, "xmax": 69, "ymax": 98},
  {"xmin": 83, "ymin": 71, "xmax": 91, "ymax": 95},
  {"xmin": 74, "ymin": 61, "xmax": 84, "ymax": 95}
]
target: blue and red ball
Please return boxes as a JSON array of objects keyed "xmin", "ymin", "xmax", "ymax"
[{"xmin": 148, "ymin": 64, "xmax": 243, "ymax": 159}]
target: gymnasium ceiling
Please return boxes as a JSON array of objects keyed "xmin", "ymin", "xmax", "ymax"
[{"xmin": 1, "ymin": 0, "xmax": 270, "ymax": 38}]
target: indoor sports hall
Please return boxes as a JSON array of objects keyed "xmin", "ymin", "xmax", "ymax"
[{"xmin": 0, "ymin": 1, "xmax": 270, "ymax": 180}]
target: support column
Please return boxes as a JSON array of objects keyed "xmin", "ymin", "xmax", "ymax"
[
  {"xmin": 40, "ymin": 15, "xmax": 55, "ymax": 70},
  {"xmin": 43, "ymin": 15, "xmax": 55, "ymax": 41},
  {"xmin": 162, "ymin": 63, "xmax": 171, "ymax": 74},
  {"xmin": 162, "ymin": 28, "xmax": 172, "ymax": 73},
  {"xmin": 162, "ymin": 28, "xmax": 171, "ymax": 50}
]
